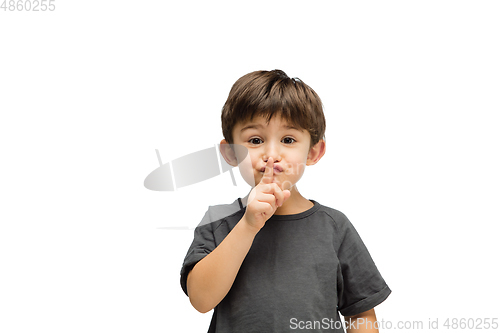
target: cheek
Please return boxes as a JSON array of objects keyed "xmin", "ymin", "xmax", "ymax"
[
  {"xmin": 236, "ymin": 153, "xmax": 257, "ymax": 187},
  {"xmin": 247, "ymin": 151, "xmax": 263, "ymax": 171},
  {"xmin": 283, "ymin": 157, "xmax": 307, "ymax": 177},
  {"xmin": 297, "ymin": 162, "xmax": 306, "ymax": 176}
]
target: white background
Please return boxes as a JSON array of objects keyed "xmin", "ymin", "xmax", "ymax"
[{"xmin": 1, "ymin": 1, "xmax": 499, "ymax": 332}]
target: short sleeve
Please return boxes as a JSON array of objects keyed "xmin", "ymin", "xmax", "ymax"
[
  {"xmin": 179, "ymin": 210, "xmax": 217, "ymax": 296},
  {"xmin": 335, "ymin": 213, "xmax": 391, "ymax": 317}
]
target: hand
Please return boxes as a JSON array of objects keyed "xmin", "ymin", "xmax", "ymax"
[{"xmin": 243, "ymin": 157, "xmax": 291, "ymax": 231}]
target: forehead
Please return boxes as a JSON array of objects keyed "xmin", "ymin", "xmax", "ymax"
[{"xmin": 235, "ymin": 115, "xmax": 303, "ymax": 132}]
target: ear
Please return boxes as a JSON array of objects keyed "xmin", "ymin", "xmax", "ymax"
[
  {"xmin": 306, "ymin": 139, "xmax": 326, "ymax": 166},
  {"xmin": 219, "ymin": 139, "xmax": 239, "ymax": 167}
]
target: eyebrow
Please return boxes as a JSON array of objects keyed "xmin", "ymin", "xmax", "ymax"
[{"xmin": 240, "ymin": 123, "xmax": 302, "ymax": 132}]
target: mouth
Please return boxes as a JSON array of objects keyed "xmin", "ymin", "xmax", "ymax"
[{"xmin": 260, "ymin": 165, "xmax": 284, "ymax": 173}]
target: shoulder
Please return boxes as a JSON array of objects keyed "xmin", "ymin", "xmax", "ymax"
[
  {"xmin": 311, "ymin": 201, "xmax": 360, "ymax": 244},
  {"xmin": 313, "ymin": 201, "xmax": 351, "ymax": 228},
  {"xmin": 197, "ymin": 198, "xmax": 245, "ymax": 229}
]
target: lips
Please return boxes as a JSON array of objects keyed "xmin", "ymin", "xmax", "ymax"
[{"xmin": 260, "ymin": 165, "xmax": 283, "ymax": 173}]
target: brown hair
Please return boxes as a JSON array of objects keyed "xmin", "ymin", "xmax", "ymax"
[{"xmin": 221, "ymin": 69, "xmax": 326, "ymax": 147}]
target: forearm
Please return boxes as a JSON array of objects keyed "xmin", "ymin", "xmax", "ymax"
[
  {"xmin": 187, "ymin": 216, "xmax": 259, "ymax": 313},
  {"xmin": 345, "ymin": 309, "xmax": 379, "ymax": 333}
]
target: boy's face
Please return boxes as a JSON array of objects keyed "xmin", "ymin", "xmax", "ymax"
[{"xmin": 226, "ymin": 115, "xmax": 323, "ymax": 191}]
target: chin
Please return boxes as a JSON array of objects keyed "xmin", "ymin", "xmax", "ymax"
[
  {"xmin": 281, "ymin": 181, "xmax": 294, "ymax": 191},
  {"xmin": 271, "ymin": 178, "xmax": 295, "ymax": 191}
]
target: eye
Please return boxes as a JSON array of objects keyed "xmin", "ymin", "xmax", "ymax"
[
  {"xmin": 282, "ymin": 137, "xmax": 296, "ymax": 144},
  {"xmin": 249, "ymin": 137, "xmax": 263, "ymax": 145}
]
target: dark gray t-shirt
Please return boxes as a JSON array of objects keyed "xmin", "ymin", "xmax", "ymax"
[{"xmin": 180, "ymin": 199, "xmax": 391, "ymax": 333}]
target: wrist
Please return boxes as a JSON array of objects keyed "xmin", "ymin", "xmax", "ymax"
[{"xmin": 239, "ymin": 215, "xmax": 261, "ymax": 237}]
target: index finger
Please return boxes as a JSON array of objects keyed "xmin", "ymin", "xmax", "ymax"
[{"xmin": 260, "ymin": 157, "xmax": 274, "ymax": 184}]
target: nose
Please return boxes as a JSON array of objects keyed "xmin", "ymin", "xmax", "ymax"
[{"xmin": 263, "ymin": 141, "xmax": 281, "ymax": 163}]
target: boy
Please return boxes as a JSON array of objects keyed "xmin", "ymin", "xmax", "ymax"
[{"xmin": 180, "ymin": 70, "xmax": 391, "ymax": 332}]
